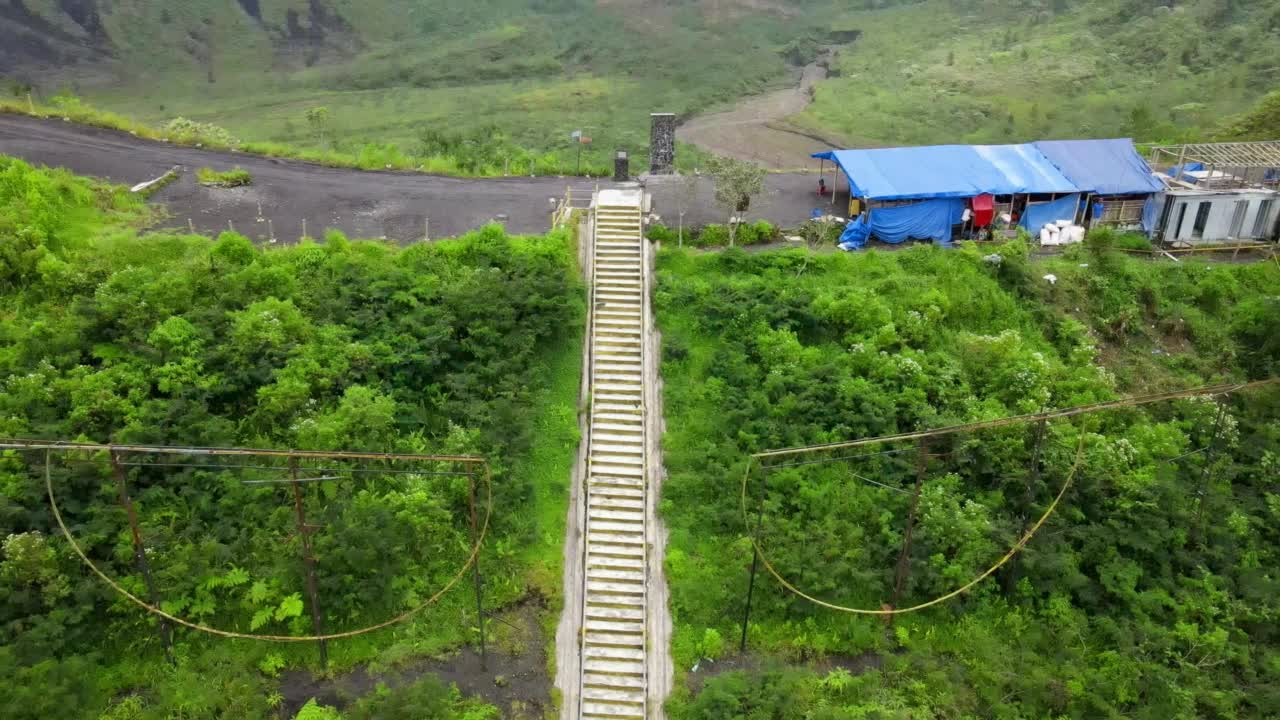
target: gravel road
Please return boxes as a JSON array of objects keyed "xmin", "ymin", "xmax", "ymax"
[{"xmin": 0, "ymin": 113, "xmax": 837, "ymax": 242}]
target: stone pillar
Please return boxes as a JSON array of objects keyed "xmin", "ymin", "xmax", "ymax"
[
  {"xmin": 650, "ymin": 113, "xmax": 676, "ymax": 174},
  {"xmin": 614, "ymin": 150, "xmax": 630, "ymax": 182}
]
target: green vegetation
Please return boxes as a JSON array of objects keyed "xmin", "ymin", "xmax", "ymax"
[
  {"xmin": 649, "ymin": 220, "xmax": 780, "ymax": 248},
  {"xmin": 655, "ymin": 240, "xmax": 1279, "ymax": 718},
  {"xmin": 196, "ymin": 166, "xmax": 253, "ymax": 187},
  {"xmin": 0, "ymin": 156, "xmax": 583, "ymax": 718},
  {"xmin": 802, "ymin": 0, "xmax": 1280, "ymax": 146}
]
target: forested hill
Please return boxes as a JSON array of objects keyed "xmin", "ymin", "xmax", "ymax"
[{"xmin": 1, "ymin": 0, "xmax": 1277, "ymax": 162}]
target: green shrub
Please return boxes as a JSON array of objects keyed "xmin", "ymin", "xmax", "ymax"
[
  {"xmin": 697, "ymin": 224, "xmax": 730, "ymax": 247},
  {"xmin": 162, "ymin": 117, "xmax": 240, "ymax": 147},
  {"xmin": 648, "ymin": 223, "xmax": 676, "ymax": 244},
  {"xmin": 196, "ymin": 167, "xmax": 253, "ymax": 188}
]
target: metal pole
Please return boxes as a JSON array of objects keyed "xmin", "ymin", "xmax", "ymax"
[
  {"xmin": 111, "ymin": 452, "xmax": 175, "ymax": 665},
  {"xmin": 577, "ymin": 143, "xmax": 582, "ymax": 176},
  {"xmin": 1191, "ymin": 402, "xmax": 1227, "ymax": 548},
  {"xmin": 740, "ymin": 462, "xmax": 767, "ymax": 653},
  {"xmin": 302, "ymin": 218, "xmax": 307, "ymax": 240},
  {"xmin": 468, "ymin": 465, "xmax": 487, "ymax": 669},
  {"xmin": 892, "ymin": 440, "xmax": 929, "ymax": 609},
  {"xmin": 290, "ymin": 457, "xmax": 328, "ymax": 667},
  {"xmin": 1005, "ymin": 418, "xmax": 1047, "ymax": 592}
]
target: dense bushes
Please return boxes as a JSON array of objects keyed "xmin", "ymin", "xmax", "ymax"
[
  {"xmin": 647, "ymin": 220, "xmax": 778, "ymax": 248},
  {"xmin": 0, "ymin": 159, "xmax": 582, "ymax": 718},
  {"xmin": 657, "ymin": 244, "xmax": 1280, "ymax": 718}
]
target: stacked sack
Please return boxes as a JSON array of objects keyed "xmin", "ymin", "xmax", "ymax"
[{"xmin": 1039, "ymin": 219, "xmax": 1086, "ymax": 246}]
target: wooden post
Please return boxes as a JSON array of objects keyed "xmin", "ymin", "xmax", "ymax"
[
  {"xmin": 740, "ymin": 464, "xmax": 767, "ymax": 653},
  {"xmin": 468, "ymin": 465, "xmax": 487, "ymax": 670},
  {"xmin": 289, "ymin": 457, "xmax": 328, "ymax": 667},
  {"xmin": 302, "ymin": 218, "xmax": 308, "ymax": 240},
  {"xmin": 27, "ymin": 92, "xmax": 35, "ymax": 114},
  {"xmin": 892, "ymin": 440, "xmax": 929, "ymax": 610},
  {"xmin": 268, "ymin": 219, "xmax": 275, "ymax": 243},
  {"xmin": 424, "ymin": 217, "xmax": 430, "ymax": 242},
  {"xmin": 111, "ymin": 452, "xmax": 174, "ymax": 665},
  {"xmin": 187, "ymin": 218, "xmax": 196, "ymax": 233},
  {"xmin": 1172, "ymin": 146, "xmax": 1188, "ymax": 184}
]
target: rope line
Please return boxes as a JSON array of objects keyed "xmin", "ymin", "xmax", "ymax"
[
  {"xmin": 740, "ymin": 439, "xmax": 1085, "ymax": 616},
  {"xmin": 45, "ymin": 450, "xmax": 492, "ymax": 642},
  {"xmin": 753, "ymin": 378, "xmax": 1278, "ymax": 459}
]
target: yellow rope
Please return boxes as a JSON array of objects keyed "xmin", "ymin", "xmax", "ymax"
[
  {"xmin": 45, "ymin": 450, "xmax": 492, "ymax": 642},
  {"xmin": 739, "ymin": 437, "xmax": 1086, "ymax": 616}
]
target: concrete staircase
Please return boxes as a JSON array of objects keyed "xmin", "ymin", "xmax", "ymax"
[{"xmin": 579, "ymin": 190, "xmax": 649, "ymax": 720}]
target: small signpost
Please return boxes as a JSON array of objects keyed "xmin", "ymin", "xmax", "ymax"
[{"xmin": 571, "ymin": 130, "xmax": 592, "ymax": 175}]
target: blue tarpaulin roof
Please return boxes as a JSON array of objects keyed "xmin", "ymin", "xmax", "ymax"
[
  {"xmin": 1032, "ymin": 139, "xmax": 1165, "ymax": 195},
  {"xmin": 813, "ymin": 144, "xmax": 1079, "ymax": 201},
  {"xmin": 813, "ymin": 139, "xmax": 1161, "ymax": 201}
]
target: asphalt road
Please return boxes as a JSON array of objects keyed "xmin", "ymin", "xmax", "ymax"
[{"xmin": 0, "ymin": 113, "xmax": 834, "ymax": 242}]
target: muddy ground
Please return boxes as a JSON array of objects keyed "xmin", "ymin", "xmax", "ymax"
[
  {"xmin": 279, "ymin": 603, "xmax": 550, "ymax": 719},
  {"xmin": 0, "ymin": 113, "xmax": 838, "ymax": 242}
]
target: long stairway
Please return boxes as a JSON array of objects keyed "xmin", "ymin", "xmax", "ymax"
[{"xmin": 579, "ymin": 190, "xmax": 649, "ymax": 720}]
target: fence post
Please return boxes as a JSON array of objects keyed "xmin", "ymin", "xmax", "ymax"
[
  {"xmin": 468, "ymin": 464, "xmax": 487, "ymax": 669},
  {"xmin": 1005, "ymin": 418, "xmax": 1048, "ymax": 592},
  {"xmin": 111, "ymin": 452, "xmax": 175, "ymax": 665},
  {"xmin": 1191, "ymin": 402, "xmax": 1227, "ymax": 547},
  {"xmin": 892, "ymin": 440, "xmax": 929, "ymax": 610},
  {"xmin": 289, "ymin": 457, "xmax": 328, "ymax": 667},
  {"xmin": 740, "ymin": 459, "xmax": 767, "ymax": 653}
]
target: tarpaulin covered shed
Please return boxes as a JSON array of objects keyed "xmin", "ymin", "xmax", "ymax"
[
  {"xmin": 812, "ymin": 143, "xmax": 1079, "ymax": 201},
  {"xmin": 1032, "ymin": 139, "xmax": 1165, "ymax": 195}
]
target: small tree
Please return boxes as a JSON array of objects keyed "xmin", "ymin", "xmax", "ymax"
[
  {"xmin": 707, "ymin": 155, "xmax": 765, "ymax": 246},
  {"xmin": 674, "ymin": 172, "xmax": 700, "ymax": 248},
  {"xmin": 305, "ymin": 106, "xmax": 331, "ymax": 147}
]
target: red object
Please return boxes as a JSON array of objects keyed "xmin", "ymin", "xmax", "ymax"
[{"xmin": 972, "ymin": 194, "xmax": 994, "ymax": 227}]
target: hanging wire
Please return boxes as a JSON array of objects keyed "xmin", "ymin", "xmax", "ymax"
[{"xmin": 41, "ymin": 448, "xmax": 494, "ymax": 642}]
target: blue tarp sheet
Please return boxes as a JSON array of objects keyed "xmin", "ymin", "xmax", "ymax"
[
  {"xmin": 814, "ymin": 144, "xmax": 1078, "ymax": 201},
  {"xmin": 1165, "ymin": 162, "xmax": 1204, "ymax": 178},
  {"xmin": 1033, "ymin": 139, "xmax": 1164, "ymax": 195},
  {"xmin": 838, "ymin": 198, "xmax": 965, "ymax": 249},
  {"xmin": 1020, "ymin": 194, "xmax": 1082, "ymax": 231},
  {"xmin": 1141, "ymin": 195, "xmax": 1161, "ymax": 235}
]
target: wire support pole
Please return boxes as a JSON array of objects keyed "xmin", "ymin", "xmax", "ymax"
[
  {"xmin": 1006, "ymin": 418, "xmax": 1048, "ymax": 592},
  {"xmin": 752, "ymin": 378, "xmax": 1278, "ymax": 460},
  {"xmin": 740, "ymin": 458, "xmax": 767, "ymax": 653},
  {"xmin": 468, "ymin": 464, "xmax": 487, "ymax": 670},
  {"xmin": 289, "ymin": 457, "xmax": 328, "ymax": 667},
  {"xmin": 111, "ymin": 451, "xmax": 175, "ymax": 665},
  {"xmin": 1191, "ymin": 401, "xmax": 1228, "ymax": 548},
  {"xmin": 891, "ymin": 439, "xmax": 928, "ymax": 611}
]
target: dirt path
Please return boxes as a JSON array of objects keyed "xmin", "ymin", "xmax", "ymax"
[{"xmin": 675, "ymin": 52, "xmax": 846, "ymax": 170}]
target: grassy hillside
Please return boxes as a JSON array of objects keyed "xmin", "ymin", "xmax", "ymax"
[
  {"xmin": 800, "ymin": 0, "xmax": 1280, "ymax": 146},
  {"xmin": 2, "ymin": 0, "xmax": 1276, "ymax": 171}
]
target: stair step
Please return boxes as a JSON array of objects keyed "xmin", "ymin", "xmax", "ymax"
[
  {"xmin": 587, "ymin": 567, "xmax": 645, "ymax": 583},
  {"xmin": 584, "ymin": 605, "xmax": 645, "ymax": 621},
  {"xmin": 583, "ymin": 672, "xmax": 646, "ymax": 690}
]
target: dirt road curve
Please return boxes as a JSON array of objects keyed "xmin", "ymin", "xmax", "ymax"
[
  {"xmin": 0, "ymin": 113, "xmax": 835, "ymax": 240},
  {"xmin": 676, "ymin": 54, "xmax": 846, "ymax": 170}
]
